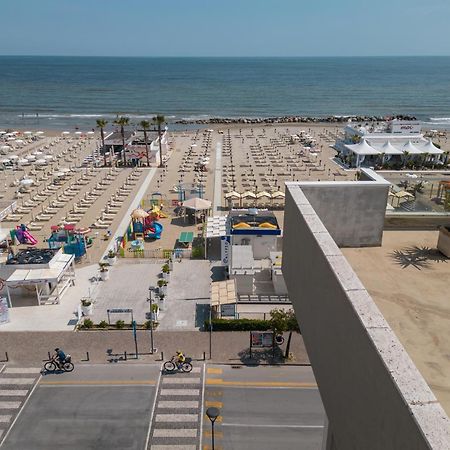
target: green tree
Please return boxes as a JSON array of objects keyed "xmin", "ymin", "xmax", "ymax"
[
  {"xmin": 421, "ymin": 152, "xmax": 429, "ymax": 169},
  {"xmin": 152, "ymin": 114, "xmax": 165, "ymax": 168},
  {"xmin": 269, "ymin": 309, "xmax": 300, "ymax": 359},
  {"xmin": 114, "ymin": 116, "xmax": 130, "ymax": 165},
  {"xmin": 402, "ymin": 150, "xmax": 410, "ymax": 168},
  {"xmin": 96, "ymin": 119, "xmax": 108, "ymax": 166},
  {"xmin": 139, "ymin": 120, "xmax": 151, "ymax": 167}
]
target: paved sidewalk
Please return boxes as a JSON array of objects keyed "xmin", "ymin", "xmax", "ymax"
[{"xmin": 0, "ymin": 331, "xmax": 309, "ymax": 367}]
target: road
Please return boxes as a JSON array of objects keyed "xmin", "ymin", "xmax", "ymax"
[{"xmin": 0, "ymin": 363, "xmax": 324, "ymax": 450}]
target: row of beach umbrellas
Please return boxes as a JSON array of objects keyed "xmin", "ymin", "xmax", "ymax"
[{"xmin": 225, "ymin": 190, "xmax": 285, "ymax": 200}]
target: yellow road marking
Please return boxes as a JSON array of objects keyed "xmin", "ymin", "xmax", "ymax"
[
  {"xmin": 204, "ymin": 414, "xmax": 222, "ymax": 424},
  {"xmin": 205, "ymin": 401, "xmax": 223, "ymax": 408},
  {"xmin": 203, "ymin": 446, "xmax": 223, "ymax": 450},
  {"xmin": 203, "ymin": 431, "xmax": 223, "ymax": 439},
  {"xmin": 206, "ymin": 379, "xmax": 317, "ymax": 388},
  {"xmin": 40, "ymin": 380, "xmax": 156, "ymax": 386},
  {"xmin": 206, "ymin": 391, "xmax": 223, "ymax": 397},
  {"xmin": 207, "ymin": 368, "xmax": 223, "ymax": 375}
]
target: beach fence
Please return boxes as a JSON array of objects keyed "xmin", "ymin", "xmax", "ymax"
[{"xmin": 120, "ymin": 247, "xmax": 192, "ymax": 261}]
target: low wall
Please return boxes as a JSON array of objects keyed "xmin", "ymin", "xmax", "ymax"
[{"xmin": 282, "ymin": 184, "xmax": 450, "ymax": 450}]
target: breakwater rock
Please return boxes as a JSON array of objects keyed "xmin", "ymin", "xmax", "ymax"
[{"xmin": 175, "ymin": 114, "xmax": 417, "ymax": 125}]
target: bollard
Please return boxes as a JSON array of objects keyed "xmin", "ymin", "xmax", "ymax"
[
  {"xmin": 160, "ymin": 351, "xmax": 164, "ymax": 362},
  {"xmin": 48, "ymin": 351, "xmax": 51, "ymax": 360},
  {"xmin": 203, "ymin": 351, "xmax": 206, "ymax": 361},
  {"xmin": 124, "ymin": 351, "xmax": 127, "ymax": 361},
  {"xmin": 0, "ymin": 352, "xmax": 8, "ymax": 363}
]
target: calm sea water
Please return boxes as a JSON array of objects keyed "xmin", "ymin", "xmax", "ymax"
[{"xmin": 0, "ymin": 56, "xmax": 449, "ymax": 130}]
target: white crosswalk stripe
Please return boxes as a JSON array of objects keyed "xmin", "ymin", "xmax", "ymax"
[
  {"xmin": 157, "ymin": 401, "xmax": 198, "ymax": 409},
  {"xmin": 0, "ymin": 378, "xmax": 34, "ymax": 385},
  {"xmin": 161, "ymin": 378, "xmax": 200, "ymax": 385},
  {"xmin": 0, "ymin": 390, "xmax": 28, "ymax": 396},
  {"xmin": 155, "ymin": 414, "xmax": 198, "ymax": 423},
  {"xmin": 159, "ymin": 389, "xmax": 199, "ymax": 396},
  {"xmin": 150, "ymin": 446, "xmax": 196, "ymax": 450},
  {"xmin": 0, "ymin": 402, "xmax": 21, "ymax": 409},
  {"xmin": 3, "ymin": 368, "xmax": 41, "ymax": 374},
  {"xmin": 152, "ymin": 429, "xmax": 197, "ymax": 438},
  {"xmin": 0, "ymin": 415, "xmax": 12, "ymax": 423}
]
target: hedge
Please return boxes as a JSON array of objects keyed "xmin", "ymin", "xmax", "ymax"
[{"xmin": 204, "ymin": 318, "xmax": 272, "ymax": 331}]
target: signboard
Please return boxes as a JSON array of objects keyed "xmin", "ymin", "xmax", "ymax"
[
  {"xmin": 108, "ymin": 308, "xmax": 132, "ymax": 314},
  {"xmin": 221, "ymin": 235, "xmax": 231, "ymax": 266},
  {"xmin": 132, "ymin": 320, "xmax": 137, "ymax": 338},
  {"xmin": 220, "ymin": 304, "xmax": 236, "ymax": 318},
  {"xmin": 391, "ymin": 121, "xmax": 421, "ymax": 135},
  {"xmin": 0, "ymin": 297, "xmax": 10, "ymax": 325},
  {"xmin": 250, "ymin": 331, "xmax": 273, "ymax": 348}
]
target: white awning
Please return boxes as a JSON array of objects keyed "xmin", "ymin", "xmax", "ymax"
[
  {"xmin": 420, "ymin": 140, "xmax": 443, "ymax": 155},
  {"xmin": 345, "ymin": 139, "xmax": 380, "ymax": 155},
  {"xmin": 380, "ymin": 141, "xmax": 403, "ymax": 155},
  {"xmin": 402, "ymin": 141, "xmax": 422, "ymax": 155}
]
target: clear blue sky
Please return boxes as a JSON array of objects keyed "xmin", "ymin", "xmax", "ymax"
[{"xmin": 1, "ymin": 0, "xmax": 449, "ymax": 57}]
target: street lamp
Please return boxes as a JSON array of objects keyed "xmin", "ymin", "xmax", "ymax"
[
  {"xmin": 147, "ymin": 286, "xmax": 157, "ymax": 354},
  {"xmin": 206, "ymin": 407, "xmax": 220, "ymax": 450}
]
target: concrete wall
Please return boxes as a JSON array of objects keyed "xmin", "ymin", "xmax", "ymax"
[
  {"xmin": 286, "ymin": 169, "xmax": 390, "ymax": 247},
  {"xmin": 282, "ymin": 184, "xmax": 450, "ymax": 450}
]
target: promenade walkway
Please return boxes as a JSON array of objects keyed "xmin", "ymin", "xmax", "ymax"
[
  {"xmin": 213, "ymin": 142, "xmax": 222, "ymax": 215},
  {"xmin": 0, "ymin": 331, "xmax": 309, "ymax": 366}
]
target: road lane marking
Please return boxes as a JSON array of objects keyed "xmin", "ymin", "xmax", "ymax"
[
  {"xmin": 159, "ymin": 389, "xmax": 200, "ymax": 396},
  {"xmin": 144, "ymin": 363, "xmax": 162, "ymax": 450},
  {"xmin": 203, "ymin": 430, "xmax": 223, "ymax": 438},
  {"xmin": 3, "ymin": 368, "xmax": 41, "ymax": 374},
  {"xmin": 39, "ymin": 380, "xmax": 156, "ymax": 386},
  {"xmin": 206, "ymin": 379, "xmax": 317, "ymax": 388},
  {"xmin": 206, "ymin": 368, "xmax": 222, "ymax": 375},
  {"xmin": 155, "ymin": 413, "xmax": 199, "ymax": 422},
  {"xmin": 221, "ymin": 423, "xmax": 324, "ymax": 428},
  {"xmin": 0, "ymin": 415, "xmax": 12, "ymax": 423},
  {"xmin": 205, "ymin": 401, "xmax": 223, "ymax": 408},
  {"xmin": 0, "ymin": 402, "xmax": 21, "ymax": 409},
  {"xmin": 199, "ymin": 363, "xmax": 206, "ymax": 450},
  {"xmin": 0, "ymin": 390, "xmax": 28, "ymax": 396},
  {"xmin": 162, "ymin": 378, "xmax": 200, "ymax": 384},
  {"xmin": 0, "ymin": 379, "xmax": 34, "ymax": 385},
  {"xmin": 151, "ymin": 446, "xmax": 197, "ymax": 450},
  {"xmin": 153, "ymin": 428, "xmax": 197, "ymax": 437},
  {"xmin": 158, "ymin": 401, "xmax": 198, "ymax": 408}
]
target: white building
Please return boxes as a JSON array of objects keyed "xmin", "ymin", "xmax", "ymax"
[{"xmin": 335, "ymin": 119, "xmax": 444, "ymax": 168}]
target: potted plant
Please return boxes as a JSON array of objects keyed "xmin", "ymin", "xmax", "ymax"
[
  {"xmin": 159, "ymin": 293, "xmax": 165, "ymax": 311},
  {"xmin": 81, "ymin": 298, "xmax": 93, "ymax": 316},
  {"xmin": 107, "ymin": 249, "xmax": 117, "ymax": 265},
  {"xmin": 151, "ymin": 303, "xmax": 159, "ymax": 321},
  {"xmin": 161, "ymin": 263, "xmax": 170, "ymax": 279},
  {"xmin": 157, "ymin": 279, "xmax": 168, "ymax": 295},
  {"xmin": 99, "ymin": 263, "xmax": 109, "ymax": 281}
]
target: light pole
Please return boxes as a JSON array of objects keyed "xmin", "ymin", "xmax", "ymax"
[
  {"xmin": 147, "ymin": 286, "xmax": 157, "ymax": 354},
  {"xmin": 206, "ymin": 407, "xmax": 220, "ymax": 450}
]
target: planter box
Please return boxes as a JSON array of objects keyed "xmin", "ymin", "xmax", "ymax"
[
  {"xmin": 100, "ymin": 270, "xmax": 109, "ymax": 281},
  {"xmin": 437, "ymin": 226, "xmax": 450, "ymax": 258},
  {"xmin": 107, "ymin": 256, "xmax": 117, "ymax": 266}
]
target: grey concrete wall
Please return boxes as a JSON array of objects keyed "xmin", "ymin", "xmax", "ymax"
[
  {"xmin": 286, "ymin": 170, "xmax": 390, "ymax": 247},
  {"xmin": 282, "ymin": 184, "xmax": 450, "ymax": 450}
]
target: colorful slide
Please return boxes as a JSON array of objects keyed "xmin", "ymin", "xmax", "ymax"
[
  {"xmin": 146, "ymin": 222, "xmax": 163, "ymax": 240},
  {"xmin": 22, "ymin": 230, "xmax": 37, "ymax": 245}
]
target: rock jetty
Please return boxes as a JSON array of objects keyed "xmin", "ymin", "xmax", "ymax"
[{"xmin": 175, "ymin": 114, "xmax": 417, "ymax": 125}]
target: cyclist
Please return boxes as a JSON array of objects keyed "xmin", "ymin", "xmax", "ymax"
[
  {"xmin": 53, "ymin": 348, "xmax": 66, "ymax": 368},
  {"xmin": 175, "ymin": 350, "xmax": 185, "ymax": 364}
]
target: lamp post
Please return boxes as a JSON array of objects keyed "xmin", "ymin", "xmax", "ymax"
[
  {"xmin": 206, "ymin": 407, "xmax": 220, "ymax": 450},
  {"xmin": 147, "ymin": 286, "xmax": 156, "ymax": 354}
]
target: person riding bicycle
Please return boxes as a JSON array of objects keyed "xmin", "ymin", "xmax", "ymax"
[
  {"xmin": 53, "ymin": 348, "xmax": 66, "ymax": 368},
  {"xmin": 175, "ymin": 350, "xmax": 185, "ymax": 364}
]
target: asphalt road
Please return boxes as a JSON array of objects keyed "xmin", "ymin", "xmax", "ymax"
[
  {"xmin": 203, "ymin": 365, "xmax": 325, "ymax": 450},
  {"xmin": 1, "ymin": 363, "xmax": 324, "ymax": 450},
  {"xmin": 1, "ymin": 364, "xmax": 160, "ymax": 450}
]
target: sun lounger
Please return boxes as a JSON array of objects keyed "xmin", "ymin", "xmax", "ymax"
[{"xmin": 27, "ymin": 222, "xmax": 43, "ymax": 231}]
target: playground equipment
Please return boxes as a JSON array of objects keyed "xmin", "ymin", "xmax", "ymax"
[
  {"xmin": 47, "ymin": 224, "xmax": 92, "ymax": 258},
  {"xmin": 130, "ymin": 208, "xmax": 164, "ymax": 240},
  {"xmin": 11, "ymin": 224, "xmax": 37, "ymax": 245}
]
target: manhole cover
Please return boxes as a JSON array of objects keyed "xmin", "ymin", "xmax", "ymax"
[{"xmin": 176, "ymin": 320, "xmax": 188, "ymax": 327}]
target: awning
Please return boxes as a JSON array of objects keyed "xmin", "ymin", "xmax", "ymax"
[
  {"xmin": 211, "ymin": 279, "xmax": 237, "ymax": 307},
  {"xmin": 183, "ymin": 197, "xmax": 212, "ymax": 210},
  {"xmin": 345, "ymin": 139, "xmax": 380, "ymax": 156}
]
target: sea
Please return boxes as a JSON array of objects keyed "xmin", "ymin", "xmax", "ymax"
[{"xmin": 0, "ymin": 56, "xmax": 449, "ymax": 131}]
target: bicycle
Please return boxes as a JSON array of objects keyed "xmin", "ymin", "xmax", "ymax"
[
  {"xmin": 163, "ymin": 356, "xmax": 193, "ymax": 373},
  {"xmin": 43, "ymin": 355, "xmax": 74, "ymax": 373}
]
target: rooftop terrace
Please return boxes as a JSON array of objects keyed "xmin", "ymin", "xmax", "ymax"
[{"xmin": 342, "ymin": 229, "xmax": 450, "ymax": 415}]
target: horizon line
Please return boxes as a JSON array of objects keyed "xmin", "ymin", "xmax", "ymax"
[{"xmin": 1, "ymin": 54, "xmax": 450, "ymax": 58}]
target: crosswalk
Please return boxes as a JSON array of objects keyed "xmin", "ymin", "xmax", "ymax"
[
  {"xmin": 0, "ymin": 367, "xmax": 41, "ymax": 441},
  {"xmin": 148, "ymin": 365, "xmax": 203, "ymax": 450}
]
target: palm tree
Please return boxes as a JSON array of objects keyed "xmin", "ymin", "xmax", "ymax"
[
  {"xmin": 139, "ymin": 120, "xmax": 151, "ymax": 167},
  {"xmin": 114, "ymin": 116, "xmax": 130, "ymax": 165},
  {"xmin": 152, "ymin": 114, "xmax": 165, "ymax": 168},
  {"xmin": 96, "ymin": 119, "xmax": 108, "ymax": 166},
  {"xmin": 443, "ymin": 151, "xmax": 449, "ymax": 167},
  {"xmin": 402, "ymin": 150, "xmax": 410, "ymax": 168},
  {"xmin": 421, "ymin": 152, "xmax": 430, "ymax": 169}
]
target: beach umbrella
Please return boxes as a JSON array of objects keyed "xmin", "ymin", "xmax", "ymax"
[
  {"xmin": 241, "ymin": 191, "xmax": 257, "ymax": 199},
  {"xmin": 20, "ymin": 178, "xmax": 34, "ymax": 186},
  {"xmin": 62, "ymin": 131, "xmax": 70, "ymax": 135},
  {"xmin": 256, "ymin": 191, "xmax": 271, "ymax": 199},
  {"xmin": 130, "ymin": 208, "xmax": 149, "ymax": 220},
  {"xmin": 18, "ymin": 158, "xmax": 29, "ymax": 166},
  {"xmin": 271, "ymin": 191, "xmax": 285, "ymax": 199},
  {"xmin": 53, "ymin": 171, "xmax": 65, "ymax": 178}
]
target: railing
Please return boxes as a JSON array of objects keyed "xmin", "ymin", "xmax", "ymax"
[
  {"xmin": 237, "ymin": 293, "xmax": 291, "ymax": 304},
  {"xmin": 121, "ymin": 247, "xmax": 192, "ymax": 260}
]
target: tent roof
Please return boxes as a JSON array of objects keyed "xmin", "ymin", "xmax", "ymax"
[
  {"xmin": 421, "ymin": 140, "xmax": 443, "ymax": 155},
  {"xmin": 402, "ymin": 141, "xmax": 422, "ymax": 154},
  {"xmin": 271, "ymin": 191, "xmax": 285, "ymax": 198},
  {"xmin": 183, "ymin": 197, "xmax": 212, "ymax": 210},
  {"xmin": 225, "ymin": 191, "xmax": 241, "ymax": 199},
  {"xmin": 256, "ymin": 191, "xmax": 272, "ymax": 198},
  {"xmin": 380, "ymin": 140, "xmax": 403, "ymax": 155},
  {"xmin": 345, "ymin": 139, "xmax": 380, "ymax": 155},
  {"xmin": 241, "ymin": 191, "xmax": 257, "ymax": 198}
]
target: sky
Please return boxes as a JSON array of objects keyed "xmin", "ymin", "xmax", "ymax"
[{"xmin": 1, "ymin": 0, "xmax": 450, "ymax": 57}]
